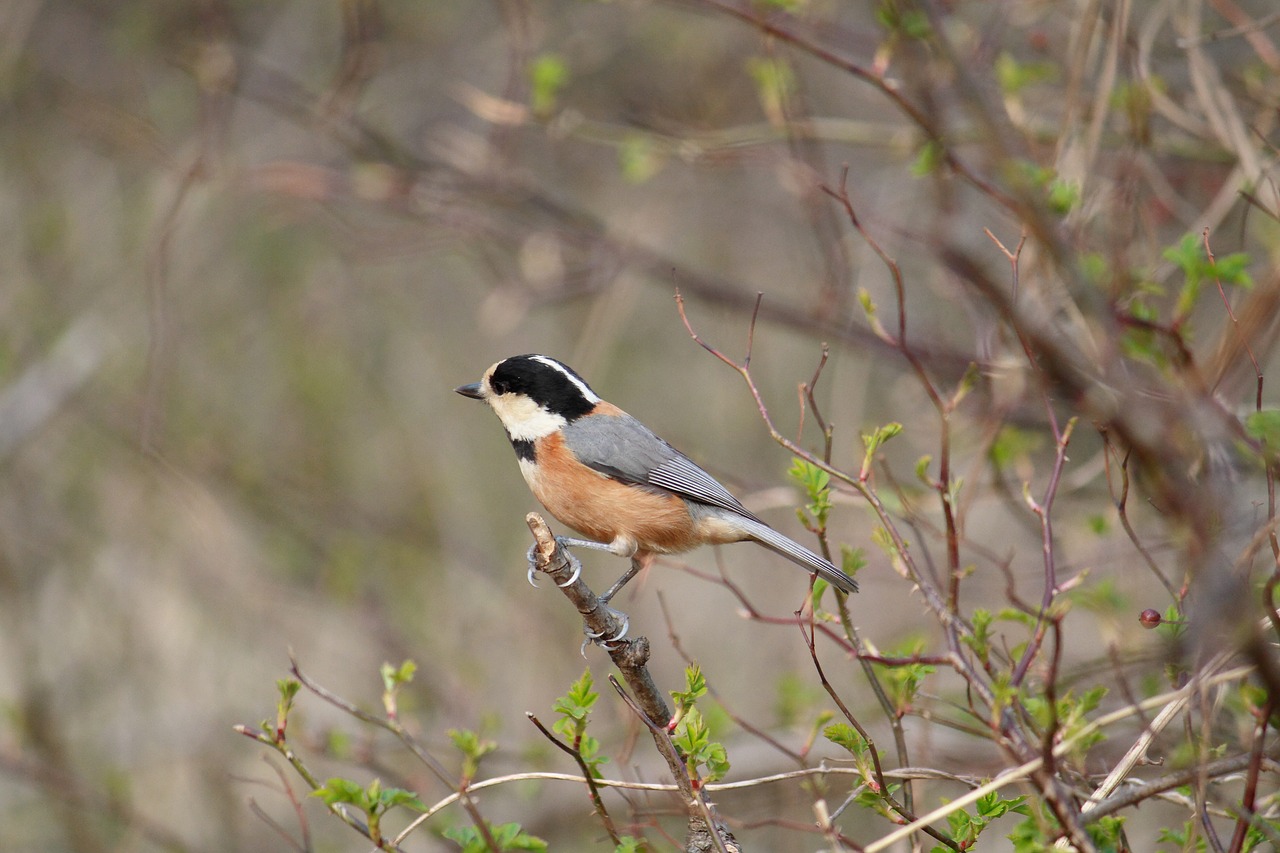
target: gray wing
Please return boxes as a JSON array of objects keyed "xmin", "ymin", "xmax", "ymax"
[
  {"xmin": 564, "ymin": 412, "xmax": 858, "ymax": 593},
  {"xmin": 562, "ymin": 413, "xmax": 759, "ymax": 520}
]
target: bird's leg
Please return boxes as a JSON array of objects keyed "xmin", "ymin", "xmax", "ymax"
[
  {"xmin": 530, "ymin": 536, "xmax": 641, "ymax": 649},
  {"xmin": 600, "ymin": 553, "xmax": 650, "ymax": 604},
  {"xmin": 544, "ymin": 536, "xmax": 638, "ymax": 593},
  {"xmin": 555, "ymin": 536, "xmax": 623, "ymax": 555}
]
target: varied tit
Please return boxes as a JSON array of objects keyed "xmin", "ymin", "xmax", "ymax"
[{"xmin": 455, "ymin": 354, "xmax": 858, "ymax": 598}]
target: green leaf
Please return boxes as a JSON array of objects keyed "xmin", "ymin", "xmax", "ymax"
[
  {"xmin": 840, "ymin": 546, "xmax": 866, "ymax": 577},
  {"xmin": 671, "ymin": 706, "xmax": 730, "ymax": 782},
  {"xmin": 277, "ymin": 678, "xmax": 300, "ymax": 702},
  {"xmin": 1087, "ymin": 815, "xmax": 1126, "ymax": 851},
  {"xmin": 380, "ymin": 660, "xmax": 417, "ymax": 693},
  {"xmin": 1162, "ymin": 233, "xmax": 1252, "ymax": 321},
  {"xmin": 1211, "ymin": 251, "xmax": 1253, "ymax": 287},
  {"xmin": 858, "ymin": 288, "xmax": 893, "ymax": 341},
  {"xmin": 553, "ymin": 668, "xmax": 599, "ymax": 728},
  {"xmin": 1245, "ymin": 410, "xmax": 1280, "ymax": 447},
  {"xmin": 989, "ymin": 425, "xmax": 1042, "ymax": 472},
  {"xmin": 312, "ymin": 776, "xmax": 369, "ymax": 809},
  {"xmin": 824, "ymin": 721, "xmax": 880, "ymax": 789},
  {"xmin": 275, "ymin": 678, "xmax": 300, "ymax": 738},
  {"xmin": 449, "ymin": 728, "xmax": 498, "ymax": 779},
  {"xmin": 862, "ymin": 422, "xmax": 903, "ymax": 454},
  {"xmin": 671, "ymin": 664, "xmax": 709, "ymax": 712},
  {"xmin": 947, "ymin": 805, "xmax": 975, "ymax": 841},
  {"xmin": 311, "ymin": 776, "xmax": 424, "ymax": 821},
  {"xmin": 789, "ymin": 458, "xmax": 833, "ymax": 527},
  {"xmin": 874, "ymin": 637, "xmax": 934, "ymax": 715},
  {"xmin": 529, "ymin": 53, "xmax": 568, "ymax": 117},
  {"xmin": 977, "ymin": 790, "xmax": 1027, "ymax": 819},
  {"xmin": 858, "ymin": 288, "xmax": 877, "ymax": 317},
  {"xmin": 876, "ymin": 0, "xmax": 930, "ymax": 38},
  {"xmin": 1005, "ymin": 161, "xmax": 1079, "ymax": 215},
  {"xmin": 1157, "ymin": 604, "xmax": 1187, "ymax": 640},
  {"xmin": 1008, "ymin": 811, "xmax": 1055, "ymax": 852},
  {"xmin": 995, "ymin": 51, "xmax": 1059, "ymax": 94},
  {"xmin": 551, "ymin": 669, "xmax": 608, "ymax": 775},
  {"xmin": 963, "ymin": 608, "xmax": 994, "ymax": 661},
  {"xmin": 951, "ymin": 363, "xmax": 980, "ymax": 407},
  {"xmin": 1119, "ymin": 322, "xmax": 1164, "ymax": 367},
  {"xmin": 823, "ymin": 722, "xmax": 867, "ymax": 756},
  {"xmin": 911, "ymin": 139, "xmax": 944, "ymax": 176},
  {"xmin": 745, "ymin": 56, "xmax": 795, "ymax": 122},
  {"xmin": 1046, "ymin": 177, "xmax": 1081, "ymax": 214},
  {"xmin": 1078, "ymin": 251, "xmax": 1108, "ymax": 285},
  {"xmin": 996, "ymin": 607, "xmax": 1036, "ymax": 628},
  {"xmin": 1162, "ymin": 233, "xmax": 1204, "ymax": 277},
  {"xmin": 377, "ymin": 786, "xmax": 427, "ymax": 812},
  {"xmin": 861, "ymin": 422, "xmax": 903, "ymax": 474},
  {"xmin": 381, "ymin": 659, "xmax": 417, "ymax": 718},
  {"xmin": 618, "ymin": 134, "xmax": 664, "ymax": 184},
  {"xmin": 855, "ymin": 782, "xmax": 901, "ymax": 818},
  {"xmin": 444, "ymin": 822, "xmax": 548, "ymax": 852},
  {"xmin": 870, "ymin": 526, "xmax": 902, "ymax": 560}
]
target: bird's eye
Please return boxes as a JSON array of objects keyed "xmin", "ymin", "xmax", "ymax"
[{"xmin": 489, "ymin": 377, "xmax": 508, "ymax": 395}]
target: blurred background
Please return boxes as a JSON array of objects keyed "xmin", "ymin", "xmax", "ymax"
[{"xmin": 0, "ymin": 1, "xmax": 1276, "ymax": 850}]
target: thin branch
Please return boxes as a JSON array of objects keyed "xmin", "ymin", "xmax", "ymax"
[
  {"xmin": 863, "ymin": 664, "xmax": 1256, "ymax": 852},
  {"xmin": 526, "ymin": 713, "xmax": 622, "ymax": 845},
  {"xmin": 1083, "ymin": 754, "xmax": 1280, "ymax": 823},
  {"xmin": 283, "ymin": 657, "xmax": 500, "ymax": 851},
  {"xmin": 801, "ymin": 619, "xmax": 960, "ymax": 852}
]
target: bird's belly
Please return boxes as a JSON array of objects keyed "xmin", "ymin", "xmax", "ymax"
[{"xmin": 520, "ymin": 442, "xmax": 703, "ymax": 554}]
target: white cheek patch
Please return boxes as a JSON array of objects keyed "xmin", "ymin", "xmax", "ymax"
[{"xmin": 489, "ymin": 393, "xmax": 566, "ymax": 441}]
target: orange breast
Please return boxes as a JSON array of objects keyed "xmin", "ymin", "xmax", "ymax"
[{"xmin": 525, "ymin": 432, "xmax": 703, "ymax": 554}]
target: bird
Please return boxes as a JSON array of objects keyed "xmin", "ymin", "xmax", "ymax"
[{"xmin": 455, "ymin": 354, "xmax": 858, "ymax": 603}]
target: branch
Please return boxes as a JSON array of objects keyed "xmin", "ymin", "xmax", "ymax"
[
  {"xmin": 526, "ymin": 514, "xmax": 740, "ymax": 852},
  {"xmin": 863, "ymin": 663, "xmax": 1256, "ymax": 852},
  {"xmin": 526, "ymin": 513, "xmax": 669, "ymax": 723}
]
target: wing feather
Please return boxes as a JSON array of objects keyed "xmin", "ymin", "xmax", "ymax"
[
  {"xmin": 561, "ymin": 411, "xmax": 858, "ymax": 593},
  {"xmin": 647, "ymin": 455, "xmax": 758, "ymax": 520},
  {"xmin": 562, "ymin": 413, "xmax": 755, "ymax": 518}
]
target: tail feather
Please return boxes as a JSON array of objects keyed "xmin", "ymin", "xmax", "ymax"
[{"xmin": 738, "ymin": 517, "xmax": 858, "ymax": 594}]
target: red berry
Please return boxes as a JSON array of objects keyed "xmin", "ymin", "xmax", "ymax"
[{"xmin": 1139, "ymin": 609, "xmax": 1162, "ymax": 629}]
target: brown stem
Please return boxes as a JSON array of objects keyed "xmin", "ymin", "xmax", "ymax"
[{"xmin": 526, "ymin": 713, "xmax": 621, "ymax": 845}]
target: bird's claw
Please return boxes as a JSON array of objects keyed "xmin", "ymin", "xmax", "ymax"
[
  {"xmin": 525, "ymin": 544, "xmax": 542, "ymax": 588},
  {"xmin": 526, "ymin": 540, "xmax": 583, "ymax": 588},
  {"xmin": 558, "ymin": 558, "xmax": 583, "ymax": 584},
  {"xmin": 557, "ymin": 553, "xmax": 582, "ymax": 587},
  {"xmin": 581, "ymin": 607, "xmax": 630, "ymax": 653}
]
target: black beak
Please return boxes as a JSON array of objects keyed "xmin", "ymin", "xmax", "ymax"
[{"xmin": 455, "ymin": 382, "xmax": 484, "ymax": 400}]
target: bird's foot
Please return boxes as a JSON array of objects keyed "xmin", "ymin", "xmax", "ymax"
[
  {"xmin": 525, "ymin": 539, "xmax": 583, "ymax": 588},
  {"xmin": 581, "ymin": 606, "xmax": 630, "ymax": 654}
]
